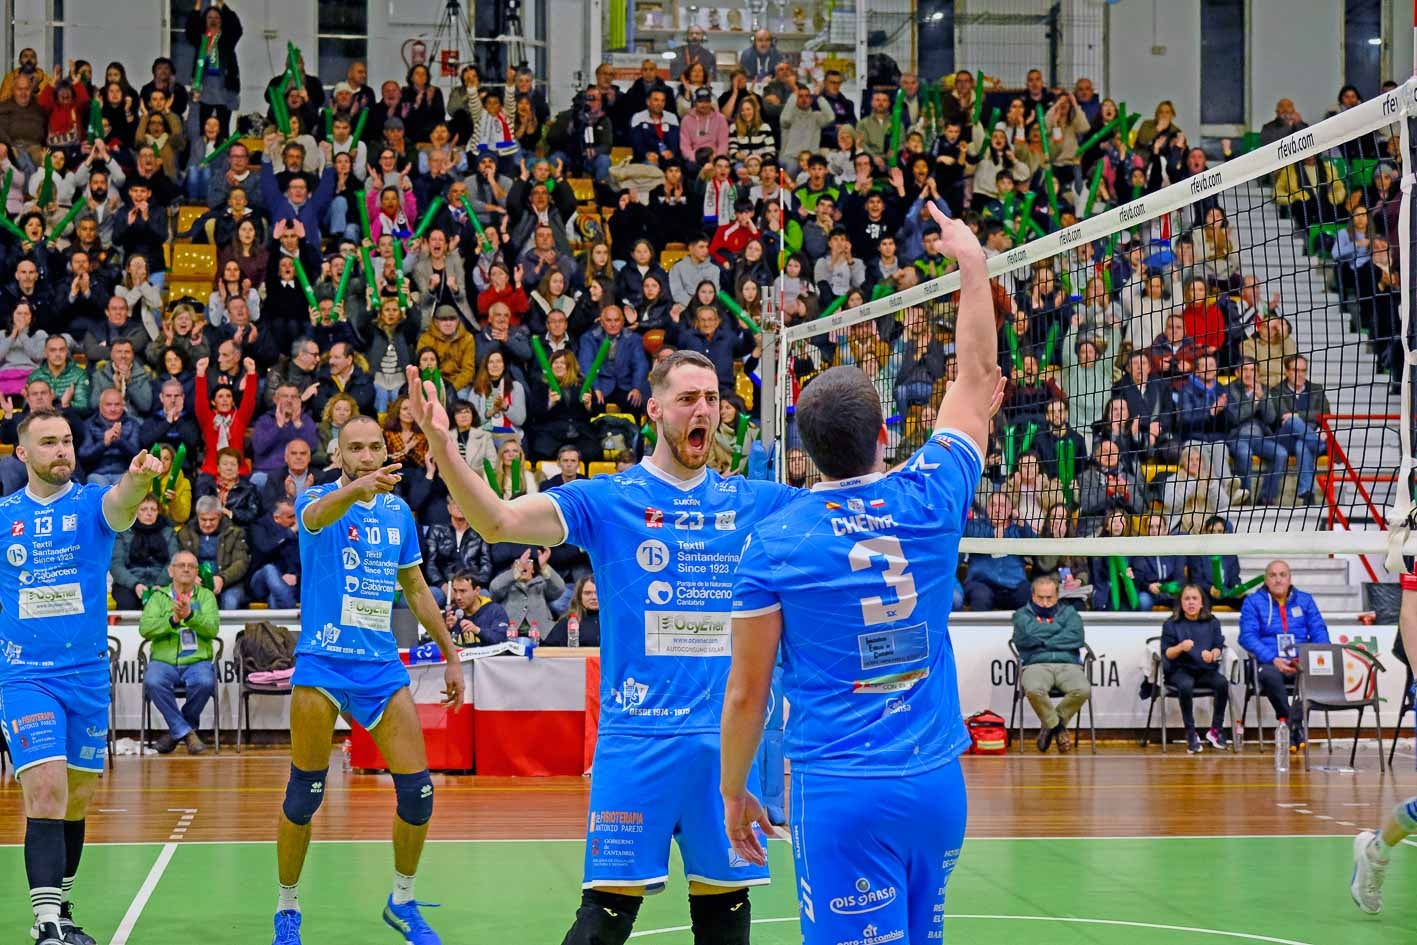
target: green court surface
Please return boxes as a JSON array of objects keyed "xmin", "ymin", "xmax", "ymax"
[{"xmin": 4, "ymin": 836, "xmax": 1413, "ymax": 943}]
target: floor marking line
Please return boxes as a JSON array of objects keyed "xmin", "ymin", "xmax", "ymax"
[{"xmin": 106, "ymin": 842, "xmax": 176, "ymax": 945}]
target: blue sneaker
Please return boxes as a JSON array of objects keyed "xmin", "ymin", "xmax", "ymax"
[
  {"xmin": 271, "ymin": 910, "xmax": 302, "ymax": 945},
  {"xmin": 383, "ymin": 896, "xmax": 441, "ymax": 944}
]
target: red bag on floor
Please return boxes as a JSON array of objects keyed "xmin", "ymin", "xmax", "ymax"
[{"xmin": 966, "ymin": 710, "xmax": 1009, "ymax": 755}]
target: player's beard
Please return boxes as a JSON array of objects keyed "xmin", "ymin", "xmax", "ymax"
[
  {"xmin": 31, "ymin": 456, "xmax": 73, "ymax": 486},
  {"xmin": 661, "ymin": 414, "xmax": 712, "ymax": 471}
]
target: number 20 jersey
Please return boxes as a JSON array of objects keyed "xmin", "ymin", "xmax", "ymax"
[
  {"xmin": 546, "ymin": 461, "xmax": 796, "ymax": 737},
  {"xmin": 734, "ymin": 430, "xmax": 984, "ymax": 776}
]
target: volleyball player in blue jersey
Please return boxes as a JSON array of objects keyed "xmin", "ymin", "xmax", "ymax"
[
  {"xmin": 0, "ymin": 409, "xmax": 163, "ymax": 945},
  {"xmin": 406, "ymin": 350, "xmax": 797, "ymax": 945},
  {"xmin": 271, "ymin": 416, "xmax": 465, "ymax": 945},
  {"xmin": 720, "ymin": 206, "xmax": 1001, "ymax": 945}
]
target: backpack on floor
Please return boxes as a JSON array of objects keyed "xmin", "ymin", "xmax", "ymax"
[{"xmin": 966, "ymin": 710, "xmax": 1009, "ymax": 755}]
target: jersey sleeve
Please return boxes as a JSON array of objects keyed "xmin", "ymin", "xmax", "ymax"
[
  {"xmin": 542, "ymin": 476, "xmax": 608, "ymax": 556},
  {"xmin": 295, "ymin": 484, "xmax": 327, "ymax": 535},
  {"xmin": 398, "ymin": 501, "xmax": 423, "ymax": 569},
  {"xmin": 85, "ymin": 483, "xmax": 118, "ymax": 536},
  {"xmin": 899, "ymin": 429, "xmax": 984, "ymax": 531},
  {"xmin": 732, "ymin": 531, "xmax": 782, "ymax": 618}
]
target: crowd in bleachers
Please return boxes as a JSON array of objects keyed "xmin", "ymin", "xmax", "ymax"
[{"xmin": 0, "ymin": 4, "xmax": 1401, "ymax": 618}]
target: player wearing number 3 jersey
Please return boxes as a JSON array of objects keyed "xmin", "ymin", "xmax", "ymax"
[
  {"xmin": 721, "ymin": 205, "xmax": 1003, "ymax": 945},
  {"xmin": 405, "ymin": 352, "xmax": 796, "ymax": 945}
]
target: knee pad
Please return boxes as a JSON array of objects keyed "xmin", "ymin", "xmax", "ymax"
[
  {"xmin": 560, "ymin": 890, "xmax": 641, "ymax": 945},
  {"xmin": 282, "ymin": 766, "xmax": 328, "ymax": 826},
  {"xmin": 689, "ymin": 887, "xmax": 750, "ymax": 945},
  {"xmin": 392, "ymin": 770, "xmax": 434, "ymax": 826}
]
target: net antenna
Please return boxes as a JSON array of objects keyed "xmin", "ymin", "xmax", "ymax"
[{"xmin": 766, "ymin": 77, "xmax": 1417, "ymax": 562}]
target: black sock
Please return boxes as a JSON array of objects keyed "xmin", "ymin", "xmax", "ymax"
[
  {"xmin": 560, "ymin": 889, "xmax": 641, "ymax": 945},
  {"xmin": 689, "ymin": 888, "xmax": 750, "ymax": 945},
  {"xmin": 62, "ymin": 820, "xmax": 85, "ymax": 904},
  {"xmin": 24, "ymin": 818, "xmax": 65, "ymax": 925}
]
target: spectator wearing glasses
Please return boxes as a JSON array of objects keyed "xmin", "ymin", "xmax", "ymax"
[{"xmin": 139, "ymin": 550, "xmax": 220, "ymax": 754}]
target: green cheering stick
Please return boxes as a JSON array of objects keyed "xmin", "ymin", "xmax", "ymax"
[
  {"xmin": 1056, "ymin": 437, "xmax": 1076, "ymax": 503},
  {"xmin": 818, "ymin": 293, "xmax": 849, "ymax": 321},
  {"xmin": 333, "ymin": 254, "xmax": 356, "ymax": 308},
  {"xmin": 198, "ymin": 561, "xmax": 215, "ymax": 590},
  {"xmin": 459, "ymin": 195, "xmax": 490, "ymax": 253},
  {"xmin": 716, "ymin": 289, "xmax": 762, "ymax": 335},
  {"xmin": 86, "ymin": 98, "xmax": 102, "ymax": 144},
  {"xmin": 200, "ymin": 132, "xmax": 242, "ymax": 167},
  {"xmin": 46, "ymin": 199, "xmax": 85, "ymax": 242},
  {"xmin": 580, "ymin": 336, "xmax": 612, "ymax": 400},
  {"xmin": 410, "ymin": 195, "xmax": 446, "ymax": 242},
  {"xmin": 971, "ymin": 71, "xmax": 986, "ymax": 126},
  {"xmin": 192, "ymin": 34, "xmax": 209, "ymax": 92},
  {"xmin": 530, "ymin": 336, "xmax": 562, "ymax": 397},
  {"xmin": 390, "ymin": 237, "xmax": 410, "ymax": 309},
  {"xmin": 291, "ymin": 256, "xmax": 320, "ymax": 311}
]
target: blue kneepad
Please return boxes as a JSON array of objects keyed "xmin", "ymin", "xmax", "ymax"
[
  {"xmin": 393, "ymin": 770, "xmax": 434, "ymax": 825},
  {"xmin": 283, "ymin": 766, "xmax": 328, "ymax": 825}
]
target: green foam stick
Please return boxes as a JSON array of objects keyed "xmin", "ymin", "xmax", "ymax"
[
  {"xmin": 1108, "ymin": 557, "xmax": 1121, "ymax": 611},
  {"xmin": 818, "ymin": 293, "xmax": 848, "ymax": 321},
  {"xmin": 530, "ymin": 336, "xmax": 562, "ymax": 396},
  {"xmin": 886, "ymin": 89, "xmax": 904, "ymax": 169},
  {"xmin": 163, "ymin": 443, "xmax": 187, "ymax": 495},
  {"xmin": 716, "ymin": 289, "xmax": 761, "ymax": 335},
  {"xmin": 1, "ymin": 167, "xmax": 13, "ymax": 209},
  {"xmin": 323, "ymin": 107, "xmax": 334, "ymax": 141},
  {"xmin": 1076, "ymin": 114, "xmax": 1123, "ymax": 156},
  {"xmin": 640, "ymin": 422, "xmax": 657, "ymax": 447},
  {"xmin": 410, "ymin": 195, "xmax": 446, "ymax": 242},
  {"xmin": 46, "ymin": 200, "xmax": 85, "ymax": 242},
  {"xmin": 355, "ymin": 189, "xmax": 373, "ymax": 241},
  {"xmin": 730, "ymin": 413, "xmax": 750, "ymax": 471},
  {"xmin": 1211, "ymin": 556, "xmax": 1224, "ymax": 591},
  {"xmin": 1005, "ymin": 324, "xmax": 1020, "ymax": 367},
  {"xmin": 199, "ymin": 131, "xmax": 242, "ymax": 167},
  {"xmin": 870, "ymin": 282, "xmax": 891, "ymax": 301},
  {"xmin": 36, "ymin": 152, "xmax": 53, "ymax": 209},
  {"xmin": 291, "ymin": 255, "xmax": 319, "ymax": 308},
  {"xmin": 1083, "ymin": 158, "xmax": 1105, "ymax": 218},
  {"xmin": 333, "ymin": 254, "xmax": 355, "ymax": 307},
  {"xmin": 482, "ymin": 458, "xmax": 500, "ymax": 496},
  {"xmin": 971, "ymin": 71, "xmax": 985, "ymax": 125},
  {"xmin": 192, "ymin": 34, "xmax": 209, "ymax": 91},
  {"xmin": 1003, "ymin": 425, "xmax": 1017, "ymax": 474},
  {"xmin": 1020, "ymin": 421, "xmax": 1037, "ymax": 457},
  {"xmin": 390, "ymin": 237, "xmax": 409, "ymax": 308},
  {"xmin": 1057, "ymin": 437, "xmax": 1075, "ymax": 501},
  {"xmin": 86, "ymin": 98, "xmax": 101, "ymax": 143},
  {"xmin": 1041, "ymin": 322, "xmax": 1060, "ymax": 369},
  {"xmin": 580, "ymin": 336, "xmax": 612, "ymax": 399},
  {"xmin": 459, "ymin": 195, "xmax": 489, "ymax": 252},
  {"xmin": 1223, "ymin": 574, "xmax": 1265, "ymax": 599},
  {"xmin": 0, "ymin": 214, "xmax": 27, "ymax": 241},
  {"xmin": 1042, "ymin": 166, "xmax": 1060, "ymax": 227},
  {"xmin": 359, "ymin": 244, "xmax": 377, "ymax": 292},
  {"xmin": 1036, "ymin": 104, "xmax": 1052, "ymax": 160},
  {"xmin": 352, "ymin": 107, "xmax": 368, "ymax": 144},
  {"xmin": 267, "ymin": 85, "xmax": 290, "ymax": 135},
  {"xmin": 1107, "ymin": 555, "xmax": 1139, "ymax": 610}
]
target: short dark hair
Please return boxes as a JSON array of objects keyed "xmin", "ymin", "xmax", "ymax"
[
  {"xmin": 795, "ymin": 366, "xmax": 882, "ymax": 480},
  {"xmin": 17, "ymin": 408, "xmax": 68, "ymax": 441},
  {"xmin": 450, "ymin": 571, "xmax": 480, "ymax": 588},
  {"xmin": 647, "ymin": 349, "xmax": 716, "ymax": 396}
]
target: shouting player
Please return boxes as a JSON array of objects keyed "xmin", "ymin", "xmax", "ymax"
[
  {"xmin": 406, "ymin": 353, "xmax": 796, "ymax": 945},
  {"xmin": 0, "ymin": 409, "xmax": 163, "ymax": 945},
  {"xmin": 721, "ymin": 206, "xmax": 1000, "ymax": 945},
  {"xmin": 271, "ymin": 416, "xmax": 465, "ymax": 945},
  {"xmin": 1350, "ymin": 567, "xmax": 1417, "ymax": 913}
]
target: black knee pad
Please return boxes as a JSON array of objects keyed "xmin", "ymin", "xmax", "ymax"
[
  {"xmin": 282, "ymin": 766, "xmax": 328, "ymax": 826},
  {"xmin": 392, "ymin": 769, "xmax": 434, "ymax": 826},
  {"xmin": 690, "ymin": 887, "xmax": 750, "ymax": 945},
  {"xmin": 560, "ymin": 889, "xmax": 641, "ymax": 945}
]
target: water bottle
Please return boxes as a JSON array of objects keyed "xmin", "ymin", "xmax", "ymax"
[
  {"xmin": 567, "ymin": 614, "xmax": 581, "ymax": 648},
  {"xmin": 508, "ymin": 621, "xmax": 519, "ymax": 640},
  {"xmin": 341, "ymin": 738, "xmax": 352, "ymax": 773},
  {"xmin": 1274, "ymin": 723, "xmax": 1289, "ymax": 772},
  {"xmin": 529, "ymin": 620, "xmax": 541, "ymax": 645}
]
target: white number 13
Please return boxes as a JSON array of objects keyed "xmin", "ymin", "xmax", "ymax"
[{"xmin": 847, "ymin": 536, "xmax": 918, "ymax": 626}]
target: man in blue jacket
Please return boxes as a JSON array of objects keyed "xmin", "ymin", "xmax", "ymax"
[
  {"xmin": 259, "ymin": 145, "xmax": 337, "ymax": 251},
  {"xmin": 577, "ymin": 306, "xmax": 648, "ymax": 415},
  {"xmin": 1238, "ymin": 559, "xmax": 1329, "ymax": 746},
  {"xmin": 962, "ymin": 491, "xmax": 1035, "ymax": 610}
]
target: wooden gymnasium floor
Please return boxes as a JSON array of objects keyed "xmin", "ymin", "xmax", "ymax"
[{"xmin": 2, "ymin": 744, "xmax": 1416, "ymax": 943}]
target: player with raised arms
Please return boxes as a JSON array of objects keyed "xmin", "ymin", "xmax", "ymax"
[
  {"xmin": 404, "ymin": 348, "xmax": 797, "ymax": 945},
  {"xmin": 720, "ymin": 204, "xmax": 1002, "ymax": 945},
  {"xmin": 271, "ymin": 415, "xmax": 465, "ymax": 945},
  {"xmin": 0, "ymin": 409, "xmax": 164, "ymax": 945}
]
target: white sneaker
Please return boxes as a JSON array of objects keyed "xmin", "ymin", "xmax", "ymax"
[{"xmin": 1351, "ymin": 831, "xmax": 1389, "ymax": 914}]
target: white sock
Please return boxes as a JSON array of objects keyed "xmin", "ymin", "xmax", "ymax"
[
  {"xmin": 392, "ymin": 871, "xmax": 416, "ymax": 905},
  {"xmin": 61, "ymin": 876, "xmax": 74, "ymax": 904},
  {"xmin": 278, "ymin": 883, "xmax": 300, "ymax": 913},
  {"xmin": 30, "ymin": 886, "xmax": 61, "ymax": 928}
]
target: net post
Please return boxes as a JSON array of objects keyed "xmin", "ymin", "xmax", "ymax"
[{"xmin": 1393, "ymin": 82, "xmax": 1417, "ymax": 571}]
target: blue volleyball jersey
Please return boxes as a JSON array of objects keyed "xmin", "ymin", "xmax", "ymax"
[
  {"xmin": 734, "ymin": 430, "xmax": 983, "ymax": 776},
  {"xmin": 546, "ymin": 461, "xmax": 796, "ymax": 736},
  {"xmin": 0, "ymin": 483, "xmax": 117, "ymax": 683},
  {"xmin": 296, "ymin": 482, "xmax": 422, "ymax": 662}
]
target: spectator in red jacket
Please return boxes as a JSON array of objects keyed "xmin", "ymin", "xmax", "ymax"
[
  {"xmin": 36, "ymin": 68, "xmax": 90, "ymax": 148},
  {"xmin": 193, "ymin": 354, "xmax": 258, "ymax": 476},
  {"xmin": 475, "ymin": 261, "xmax": 530, "ymax": 323},
  {"xmin": 1181, "ymin": 277, "xmax": 1228, "ymax": 363},
  {"xmin": 708, "ymin": 199, "xmax": 761, "ymax": 266}
]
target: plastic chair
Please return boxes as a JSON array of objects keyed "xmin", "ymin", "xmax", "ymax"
[
  {"xmin": 587, "ymin": 461, "xmax": 617, "ymax": 478},
  {"xmin": 1388, "ymin": 663, "xmax": 1413, "ymax": 769},
  {"xmin": 1296, "ymin": 643, "xmax": 1386, "ymax": 771},
  {"xmin": 169, "ymin": 242, "xmax": 218, "ymax": 280},
  {"xmin": 138, "ymin": 636, "xmax": 224, "ymax": 753},
  {"xmin": 1141, "ymin": 635, "xmax": 1238, "ymax": 752},
  {"xmin": 1238, "ymin": 654, "xmax": 1298, "ymax": 750},
  {"xmin": 107, "ymin": 634, "xmax": 121, "ymax": 764},
  {"xmin": 175, "ymin": 205, "xmax": 207, "ymax": 235},
  {"xmin": 1006, "ymin": 640, "xmax": 1096, "ymax": 753}
]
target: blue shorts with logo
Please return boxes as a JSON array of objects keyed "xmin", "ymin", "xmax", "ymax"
[
  {"xmin": 584, "ymin": 731, "xmax": 771, "ymax": 892},
  {"xmin": 292, "ymin": 654, "xmax": 409, "ymax": 730},
  {"xmin": 0, "ymin": 666, "xmax": 110, "ymax": 777},
  {"xmin": 791, "ymin": 759, "xmax": 966, "ymax": 945}
]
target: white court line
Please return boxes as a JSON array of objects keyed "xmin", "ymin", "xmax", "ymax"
[
  {"xmin": 106, "ymin": 842, "xmax": 176, "ymax": 945},
  {"xmin": 630, "ymin": 915, "xmax": 1315, "ymax": 944}
]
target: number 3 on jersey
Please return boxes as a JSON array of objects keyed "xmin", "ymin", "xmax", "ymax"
[{"xmin": 847, "ymin": 536, "xmax": 918, "ymax": 626}]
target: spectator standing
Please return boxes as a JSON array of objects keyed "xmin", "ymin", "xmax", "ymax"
[
  {"xmin": 1239, "ymin": 560, "xmax": 1329, "ymax": 748},
  {"xmin": 184, "ymin": 0, "xmax": 243, "ymax": 135},
  {"xmin": 193, "ymin": 356, "xmax": 257, "ymax": 476},
  {"xmin": 138, "ymin": 550, "xmax": 220, "ymax": 754},
  {"xmin": 1012, "ymin": 574, "xmax": 1091, "ymax": 753},
  {"xmin": 1161, "ymin": 583, "xmax": 1231, "ymax": 753}
]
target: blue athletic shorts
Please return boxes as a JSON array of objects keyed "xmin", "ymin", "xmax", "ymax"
[
  {"xmin": 790, "ymin": 759, "xmax": 967, "ymax": 945},
  {"xmin": 292, "ymin": 654, "xmax": 409, "ymax": 730},
  {"xmin": 584, "ymin": 731, "xmax": 771, "ymax": 892},
  {"xmin": 0, "ymin": 667, "xmax": 110, "ymax": 777}
]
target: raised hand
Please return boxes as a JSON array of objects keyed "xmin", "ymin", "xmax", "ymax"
[
  {"xmin": 127, "ymin": 448, "xmax": 164, "ymax": 484},
  {"xmin": 927, "ymin": 202, "xmax": 983, "ymax": 263}
]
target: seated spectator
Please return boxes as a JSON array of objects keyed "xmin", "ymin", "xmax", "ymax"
[
  {"xmin": 193, "ymin": 355, "xmax": 257, "ymax": 476},
  {"xmin": 383, "ymin": 395, "xmax": 429, "ymax": 471},
  {"xmin": 1089, "ymin": 507, "xmax": 1153, "ymax": 611},
  {"xmin": 1076, "ymin": 439, "xmax": 1146, "ymax": 534},
  {"xmin": 138, "ymin": 550, "xmax": 219, "ymax": 754},
  {"xmin": 417, "ymin": 305, "xmax": 477, "ymax": 395},
  {"xmin": 526, "ymin": 352, "xmax": 597, "ymax": 462},
  {"xmin": 0, "ymin": 302, "xmax": 47, "ymax": 394},
  {"xmin": 708, "ymin": 394, "xmax": 756, "ymax": 477},
  {"xmin": 1163, "ymin": 443, "xmax": 1235, "ymax": 533},
  {"xmin": 1161, "ymin": 583, "xmax": 1231, "ymax": 753},
  {"xmin": 483, "ymin": 436, "xmax": 538, "ymax": 499},
  {"xmin": 1271, "ymin": 354, "xmax": 1327, "ymax": 505},
  {"xmin": 475, "ymin": 302, "xmax": 532, "ymax": 370},
  {"xmin": 195, "ymin": 447, "xmax": 263, "ymax": 528},
  {"xmin": 422, "ymin": 495, "xmax": 493, "ymax": 598},
  {"xmin": 1034, "ymin": 398, "xmax": 1087, "ymax": 483},
  {"xmin": 313, "ymin": 340, "xmax": 375, "ymax": 417},
  {"xmin": 545, "ymin": 575, "xmax": 599, "ymax": 647},
  {"xmin": 443, "ymin": 571, "xmax": 510, "ymax": 646},
  {"xmin": 674, "ymin": 304, "xmax": 752, "ymax": 395},
  {"xmin": 140, "ymin": 379, "xmax": 202, "ymax": 469},
  {"xmin": 1130, "ymin": 512, "xmax": 1187, "ymax": 609},
  {"xmin": 1239, "ymin": 560, "xmax": 1330, "ymax": 748},
  {"xmin": 151, "ymin": 442, "xmax": 193, "ymax": 527},
  {"xmin": 962, "ymin": 491, "xmax": 1034, "ymax": 611},
  {"xmin": 1225, "ymin": 357, "xmax": 1285, "ymax": 505},
  {"xmin": 1012, "ymin": 574, "xmax": 1091, "ymax": 753},
  {"xmin": 177, "ymin": 495, "xmax": 250, "ymax": 609},
  {"xmin": 29, "ymin": 334, "xmax": 89, "ymax": 413},
  {"xmin": 1005, "ymin": 452, "xmax": 1061, "ymax": 533},
  {"xmin": 629, "ymin": 88, "xmax": 680, "ymax": 165},
  {"xmin": 248, "ymin": 498, "xmax": 300, "ymax": 610},
  {"xmin": 1030, "ymin": 502, "xmax": 1089, "ymax": 597},
  {"xmin": 91, "ymin": 337, "xmax": 154, "ymax": 416},
  {"xmin": 78, "ymin": 388, "xmax": 139, "ymax": 484},
  {"xmin": 449, "ymin": 400, "xmax": 497, "ymax": 470},
  {"xmin": 1189, "ymin": 515, "xmax": 1243, "ymax": 606},
  {"xmin": 259, "ymin": 439, "xmax": 315, "ymax": 511},
  {"xmin": 251, "ymin": 381, "xmax": 319, "ymax": 481},
  {"xmin": 489, "ymin": 547, "xmax": 565, "ymax": 636},
  {"xmin": 110, "ymin": 495, "xmax": 178, "ymax": 609}
]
